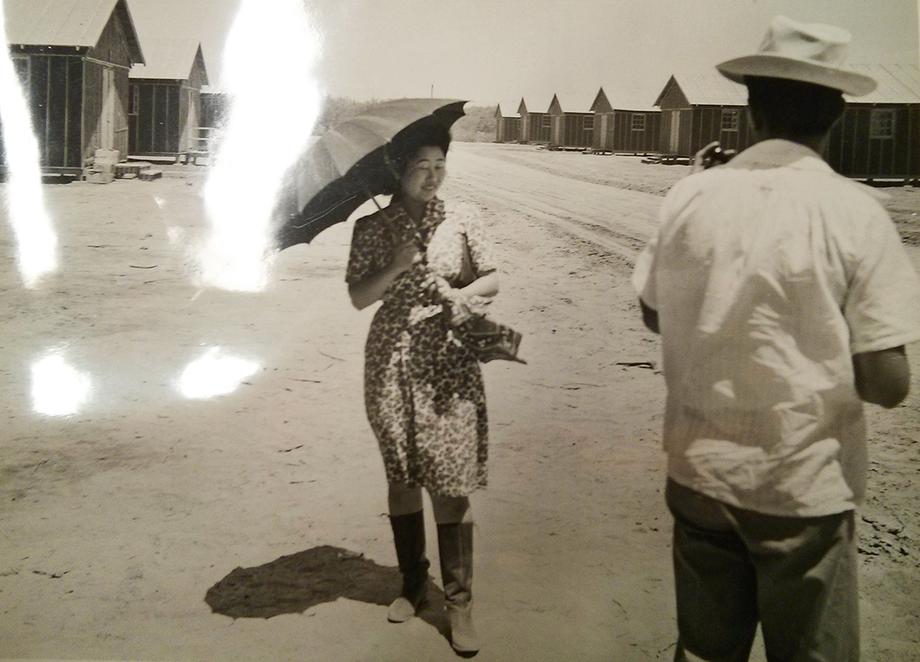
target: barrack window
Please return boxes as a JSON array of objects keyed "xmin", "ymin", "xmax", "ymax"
[
  {"xmin": 721, "ymin": 109, "xmax": 739, "ymax": 131},
  {"xmin": 870, "ymin": 109, "xmax": 895, "ymax": 139}
]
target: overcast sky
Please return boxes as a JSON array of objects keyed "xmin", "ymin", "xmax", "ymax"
[{"xmin": 126, "ymin": 0, "xmax": 919, "ymax": 107}]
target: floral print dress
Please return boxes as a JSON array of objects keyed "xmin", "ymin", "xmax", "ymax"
[{"xmin": 345, "ymin": 198, "xmax": 495, "ymax": 497}]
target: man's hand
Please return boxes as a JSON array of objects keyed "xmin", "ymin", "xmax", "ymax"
[
  {"xmin": 691, "ymin": 141, "xmax": 737, "ymax": 173},
  {"xmin": 640, "ymin": 299, "xmax": 660, "ymax": 334},
  {"xmin": 853, "ymin": 346, "xmax": 910, "ymax": 408}
]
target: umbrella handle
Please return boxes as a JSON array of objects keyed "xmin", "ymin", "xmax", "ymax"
[
  {"xmin": 359, "ymin": 181, "xmax": 429, "ymax": 256},
  {"xmin": 357, "ymin": 177, "xmax": 391, "ymax": 222}
]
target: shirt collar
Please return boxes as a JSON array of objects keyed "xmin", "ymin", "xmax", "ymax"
[
  {"xmin": 726, "ymin": 139, "xmax": 832, "ymax": 173},
  {"xmin": 723, "ymin": 139, "xmax": 890, "ymax": 201}
]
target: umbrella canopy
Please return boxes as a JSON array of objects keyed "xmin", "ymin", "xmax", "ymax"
[{"xmin": 275, "ymin": 98, "xmax": 467, "ymax": 249}]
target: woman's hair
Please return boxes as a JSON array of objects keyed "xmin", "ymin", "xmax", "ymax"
[
  {"xmin": 382, "ymin": 121, "xmax": 452, "ymax": 196},
  {"xmin": 745, "ymin": 76, "xmax": 845, "ymax": 139}
]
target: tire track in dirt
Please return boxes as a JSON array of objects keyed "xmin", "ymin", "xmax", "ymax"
[{"xmin": 447, "ymin": 144, "xmax": 662, "ymax": 263}]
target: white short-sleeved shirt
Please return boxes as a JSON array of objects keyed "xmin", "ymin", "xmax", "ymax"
[{"xmin": 632, "ymin": 140, "xmax": 920, "ymax": 517}]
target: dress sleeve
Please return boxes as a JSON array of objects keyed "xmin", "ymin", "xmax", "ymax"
[
  {"xmin": 345, "ymin": 215, "xmax": 391, "ymax": 285},
  {"xmin": 461, "ymin": 205, "xmax": 497, "ymax": 276},
  {"xmin": 844, "ymin": 210, "xmax": 920, "ymax": 354}
]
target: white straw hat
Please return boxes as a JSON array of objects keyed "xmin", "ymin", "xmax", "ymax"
[{"xmin": 716, "ymin": 15, "xmax": 876, "ymax": 96}]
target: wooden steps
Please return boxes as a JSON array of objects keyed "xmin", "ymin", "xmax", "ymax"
[
  {"xmin": 139, "ymin": 168, "xmax": 163, "ymax": 181},
  {"xmin": 114, "ymin": 162, "xmax": 151, "ymax": 178},
  {"xmin": 83, "ymin": 159, "xmax": 164, "ymax": 183}
]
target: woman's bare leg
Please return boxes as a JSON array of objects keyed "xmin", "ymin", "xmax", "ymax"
[
  {"xmin": 388, "ymin": 482, "xmax": 423, "ymax": 515},
  {"xmin": 430, "ymin": 494, "xmax": 472, "ymax": 524}
]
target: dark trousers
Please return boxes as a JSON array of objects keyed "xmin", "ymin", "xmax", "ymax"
[{"xmin": 665, "ymin": 479, "xmax": 859, "ymax": 662}]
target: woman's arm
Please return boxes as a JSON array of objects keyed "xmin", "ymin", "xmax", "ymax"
[
  {"xmin": 348, "ymin": 241, "xmax": 419, "ymax": 310},
  {"xmin": 459, "ymin": 271, "xmax": 499, "ymax": 299}
]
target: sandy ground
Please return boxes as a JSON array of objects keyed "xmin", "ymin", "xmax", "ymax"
[{"xmin": 1, "ymin": 142, "xmax": 918, "ymax": 661}]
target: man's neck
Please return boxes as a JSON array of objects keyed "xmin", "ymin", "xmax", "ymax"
[{"xmin": 753, "ymin": 130, "xmax": 829, "ymax": 156}]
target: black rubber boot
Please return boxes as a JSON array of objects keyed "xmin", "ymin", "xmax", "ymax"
[
  {"xmin": 387, "ymin": 511, "xmax": 430, "ymax": 623},
  {"xmin": 437, "ymin": 521, "xmax": 480, "ymax": 657}
]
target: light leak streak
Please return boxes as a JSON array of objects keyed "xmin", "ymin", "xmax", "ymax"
[
  {"xmin": 200, "ymin": 0, "xmax": 323, "ymax": 292},
  {"xmin": 177, "ymin": 347, "xmax": 260, "ymax": 400},
  {"xmin": 0, "ymin": 4, "xmax": 58, "ymax": 288},
  {"xmin": 31, "ymin": 351, "xmax": 93, "ymax": 417}
]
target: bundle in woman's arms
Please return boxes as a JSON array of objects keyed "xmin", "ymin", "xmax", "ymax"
[
  {"xmin": 439, "ymin": 233, "xmax": 526, "ymax": 364},
  {"xmin": 451, "ymin": 314, "xmax": 526, "ymax": 364}
]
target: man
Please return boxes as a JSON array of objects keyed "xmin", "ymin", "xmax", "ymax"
[{"xmin": 632, "ymin": 16, "xmax": 920, "ymax": 662}]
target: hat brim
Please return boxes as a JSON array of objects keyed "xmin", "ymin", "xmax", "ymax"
[{"xmin": 716, "ymin": 54, "xmax": 876, "ymax": 96}]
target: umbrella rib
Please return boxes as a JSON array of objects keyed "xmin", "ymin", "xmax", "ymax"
[{"xmin": 288, "ymin": 191, "xmax": 363, "ymax": 230}]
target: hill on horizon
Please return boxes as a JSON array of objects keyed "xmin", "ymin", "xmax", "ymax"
[{"xmin": 315, "ymin": 97, "xmax": 495, "ymax": 142}]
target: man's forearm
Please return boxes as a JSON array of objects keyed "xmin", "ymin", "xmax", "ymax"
[{"xmin": 853, "ymin": 346, "xmax": 910, "ymax": 408}]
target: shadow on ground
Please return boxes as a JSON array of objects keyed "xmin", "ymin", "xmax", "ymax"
[{"xmin": 205, "ymin": 545, "xmax": 448, "ymax": 637}]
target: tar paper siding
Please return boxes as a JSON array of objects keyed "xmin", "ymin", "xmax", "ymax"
[
  {"xmin": 826, "ymin": 104, "xmax": 920, "ymax": 178},
  {"xmin": 657, "ymin": 105, "xmax": 752, "ymax": 157},
  {"xmin": 521, "ymin": 112, "xmax": 550, "ymax": 143},
  {"xmin": 130, "ymin": 83, "xmax": 181, "ymax": 153},
  {"xmin": 83, "ymin": 6, "xmax": 133, "ymax": 160},
  {"xmin": 0, "ymin": 14, "xmax": 132, "ymax": 171},
  {"xmin": 603, "ymin": 110, "xmax": 661, "ymax": 153},
  {"xmin": 129, "ymin": 50, "xmax": 206, "ymax": 155},
  {"xmin": 495, "ymin": 116, "xmax": 521, "ymax": 142},
  {"xmin": 654, "ymin": 77, "xmax": 751, "ymax": 157},
  {"xmin": 0, "ymin": 54, "xmax": 85, "ymax": 170},
  {"xmin": 550, "ymin": 113, "xmax": 594, "ymax": 148},
  {"xmin": 692, "ymin": 106, "xmax": 753, "ymax": 154},
  {"xmin": 493, "ymin": 105, "xmax": 521, "ymax": 142}
]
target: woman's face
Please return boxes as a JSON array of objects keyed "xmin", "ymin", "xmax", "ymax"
[{"xmin": 398, "ymin": 145, "xmax": 446, "ymax": 204}]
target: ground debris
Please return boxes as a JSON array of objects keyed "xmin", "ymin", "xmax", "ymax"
[
  {"xmin": 318, "ymin": 351, "xmax": 344, "ymax": 362},
  {"xmin": 525, "ymin": 380, "xmax": 604, "ymax": 390},
  {"xmin": 616, "ymin": 361, "xmax": 656, "ymax": 370}
]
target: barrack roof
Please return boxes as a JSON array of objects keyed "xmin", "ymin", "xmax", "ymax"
[
  {"xmin": 846, "ymin": 64, "xmax": 920, "ymax": 103},
  {"xmin": 3, "ymin": 0, "xmax": 143, "ymax": 63},
  {"xmin": 654, "ymin": 71, "xmax": 748, "ymax": 106},
  {"xmin": 129, "ymin": 38, "xmax": 207, "ymax": 82}
]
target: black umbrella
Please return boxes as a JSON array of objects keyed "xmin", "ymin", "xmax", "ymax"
[{"xmin": 274, "ymin": 98, "xmax": 467, "ymax": 250}]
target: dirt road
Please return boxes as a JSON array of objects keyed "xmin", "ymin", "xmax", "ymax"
[{"xmin": 1, "ymin": 142, "xmax": 918, "ymax": 661}]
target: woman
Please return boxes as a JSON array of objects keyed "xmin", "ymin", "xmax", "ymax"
[{"xmin": 346, "ymin": 122, "xmax": 497, "ymax": 657}]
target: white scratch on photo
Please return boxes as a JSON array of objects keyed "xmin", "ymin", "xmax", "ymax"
[
  {"xmin": 31, "ymin": 351, "xmax": 92, "ymax": 417},
  {"xmin": 199, "ymin": 0, "xmax": 323, "ymax": 292},
  {"xmin": 177, "ymin": 346, "xmax": 261, "ymax": 400},
  {"xmin": 0, "ymin": 2, "xmax": 58, "ymax": 288}
]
